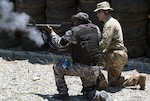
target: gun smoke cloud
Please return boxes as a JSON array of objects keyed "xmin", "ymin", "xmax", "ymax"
[{"xmin": 0, "ymin": 0, "xmax": 44, "ymax": 47}]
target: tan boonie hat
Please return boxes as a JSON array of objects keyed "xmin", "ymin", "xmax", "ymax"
[
  {"xmin": 94, "ymin": 1, "xmax": 114, "ymax": 12},
  {"xmin": 72, "ymin": 12, "xmax": 91, "ymax": 23}
]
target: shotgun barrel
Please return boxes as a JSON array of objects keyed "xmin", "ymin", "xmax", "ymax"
[
  {"xmin": 27, "ymin": 23, "xmax": 61, "ymax": 28},
  {"xmin": 27, "ymin": 22, "xmax": 73, "ymax": 32}
]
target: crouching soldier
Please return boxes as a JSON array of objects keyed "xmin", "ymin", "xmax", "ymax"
[
  {"xmin": 45, "ymin": 12, "xmax": 113, "ymax": 101},
  {"xmin": 94, "ymin": 1, "xmax": 146, "ymax": 90}
]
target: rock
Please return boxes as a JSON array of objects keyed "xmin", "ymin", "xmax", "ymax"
[{"xmin": 32, "ymin": 77, "xmax": 40, "ymax": 81}]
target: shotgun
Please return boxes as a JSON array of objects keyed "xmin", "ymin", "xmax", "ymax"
[{"xmin": 27, "ymin": 22, "xmax": 73, "ymax": 32}]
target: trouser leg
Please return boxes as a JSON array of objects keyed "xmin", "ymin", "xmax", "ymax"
[
  {"xmin": 96, "ymin": 68, "xmax": 108, "ymax": 90},
  {"xmin": 108, "ymin": 65, "xmax": 123, "ymax": 87},
  {"xmin": 53, "ymin": 59, "xmax": 114, "ymax": 100},
  {"xmin": 98, "ymin": 50, "xmax": 146, "ymax": 89},
  {"xmin": 108, "ymin": 66, "xmax": 146, "ymax": 90},
  {"xmin": 98, "ymin": 50, "xmax": 128, "ymax": 87},
  {"xmin": 53, "ymin": 64, "xmax": 68, "ymax": 95},
  {"xmin": 53, "ymin": 59, "xmax": 101, "ymax": 95},
  {"xmin": 81, "ymin": 76, "xmax": 97, "ymax": 93},
  {"xmin": 80, "ymin": 66, "xmax": 113, "ymax": 101},
  {"xmin": 81, "ymin": 65, "xmax": 100, "ymax": 93}
]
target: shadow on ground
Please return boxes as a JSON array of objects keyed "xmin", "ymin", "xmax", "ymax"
[
  {"xmin": 0, "ymin": 48, "xmax": 71, "ymax": 65},
  {"xmin": 33, "ymin": 93, "xmax": 88, "ymax": 101},
  {"xmin": 123, "ymin": 63, "xmax": 150, "ymax": 74}
]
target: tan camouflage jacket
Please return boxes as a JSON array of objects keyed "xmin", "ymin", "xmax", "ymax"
[{"xmin": 99, "ymin": 16, "xmax": 127, "ymax": 53}]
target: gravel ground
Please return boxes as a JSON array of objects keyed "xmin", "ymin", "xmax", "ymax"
[{"xmin": 0, "ymin": 50, "xmax": 150, "ymax": 101}]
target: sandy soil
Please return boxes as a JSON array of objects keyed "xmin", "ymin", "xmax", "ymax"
[{"xmin": 0, "ymin": 50, "xmax": 150, "ymax": 101}]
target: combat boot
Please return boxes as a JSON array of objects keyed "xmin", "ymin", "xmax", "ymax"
[
  {"xmin": 83, "ymin": 90, "xmax": 113, "ymax": 101},
  {"xmin": 93, "ymin": 90, "xmax": 113, "ymax": 101},
  {"xmin": 122, "ymin": 73, "xmax": 146, "ymax": 90},
  {"xmin": 138, "ymin": 73, "xmax": 146, "ymax": 90}
]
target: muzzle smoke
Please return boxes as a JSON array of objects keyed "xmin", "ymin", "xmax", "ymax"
[{"xmin": 0, "ymin": 0, "xmax": 44, "ymax": 47}]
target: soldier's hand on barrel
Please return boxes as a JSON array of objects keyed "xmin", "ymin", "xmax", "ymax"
[{"xmin": 45, "ymin": 25, "xmax": 53, "ymax": 33}]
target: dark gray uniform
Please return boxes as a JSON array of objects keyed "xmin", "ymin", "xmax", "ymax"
[{"xmin": 51, "ymin": 23, "xmax": 102, "ymax": 97}]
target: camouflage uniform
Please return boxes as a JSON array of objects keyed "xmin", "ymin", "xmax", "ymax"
[
  {"xmin": 53, "ymin": 59, "xmax": 99, "ymax": 95},
  {"xmin": 50, "ymin": 12, "xmax": 113, "ymax": 100},
  {"xmin": 97, "ymin": 16, "xmax": 128, "ymax": 87},
  {"xmin": 97, "ymin": 16, "xmax": 146, "ymax": 89},
  {"xmin": 94, "ymin": 1, "xmax": 146, "ymax": 90},
  {"xmin": 51, "ymin": 22, "xmax": 101, "ymax": 95}
]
